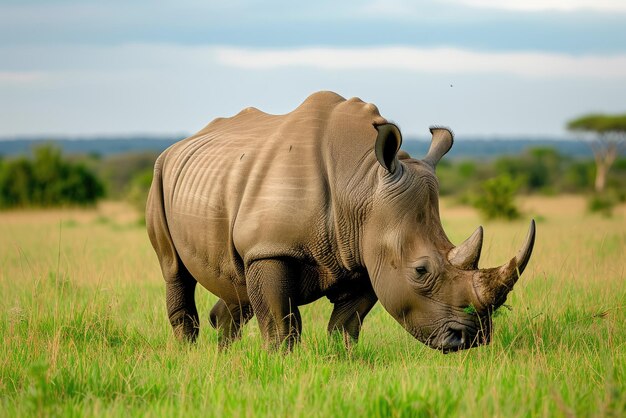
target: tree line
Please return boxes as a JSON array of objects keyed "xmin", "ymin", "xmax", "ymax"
[
  {"xmin": 0, "ymin": 112, "xmax": 623, "ymax": 218},
  {"xmin": 0, "ymin": 142, "xmax": 623, "ymax": 211}
]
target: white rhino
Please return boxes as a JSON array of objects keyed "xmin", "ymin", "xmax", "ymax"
[{"xmin": 147, "ymin": 91, "xmax": 535, "ymax": 351}]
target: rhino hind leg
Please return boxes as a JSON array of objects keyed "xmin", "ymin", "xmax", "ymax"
[
  {"xmin": 166, "ymin": 272, "xmax": 199, "ymax": 342},
  {"xmin": 327, "ymin": 287, "xmax": 378, "ymax": 346},
  {"xmin": 246, "ymin": 258, "xmax": 302, "ymax": 350},
  {"xmin": 146, "ymin": 159, "xmax": 199, "ymax": 342},
  {"xmin": 209, "ymin": 299, "xmax": 254, "ymax": 347}
]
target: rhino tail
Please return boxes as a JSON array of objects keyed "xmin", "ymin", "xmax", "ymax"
[
  {"xmin": 146, "ymin": 152, "xmax": 200, "ymax": 342},
  {"xmin": 146, "ymin": 153, "xmax": 175, "ymax": 269}
]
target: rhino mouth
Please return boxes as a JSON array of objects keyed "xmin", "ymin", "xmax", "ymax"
[
  {"xmin": 412, "ymin": 318, "xmax": 491, "ymax": 353},
  {"xmin": 438, "ymin": 325, "xmax": 489, "ymax": 353}
]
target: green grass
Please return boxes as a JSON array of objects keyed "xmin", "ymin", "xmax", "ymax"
[{"xmin": 1, "ymin": 198, "xmax": 625, "ymax": 417}]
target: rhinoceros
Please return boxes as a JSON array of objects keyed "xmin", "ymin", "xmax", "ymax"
[{"xmin": 146, "ymin": 91, "xmax": 535, "ymax": 352}]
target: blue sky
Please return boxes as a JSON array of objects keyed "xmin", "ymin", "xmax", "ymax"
[{"xmin": 1, "ymin": 0, "xmax": 625, "ymax": 137}]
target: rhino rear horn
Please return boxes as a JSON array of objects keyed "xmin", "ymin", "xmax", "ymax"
[
  {"xmin": 448, "ymin": 226, "xmax": 483, "ymax": 269},
  {"xmin": 375, "ymin": 124, "xmax": 402, "ymax": 173},
  {"xmin": 424, "ymin": 127, "xmax": 453, "ymax": 168}
]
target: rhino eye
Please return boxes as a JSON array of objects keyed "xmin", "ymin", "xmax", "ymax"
[{"xmin": 415, "ymin": 266, "xmax": 428, "ymax": 275}]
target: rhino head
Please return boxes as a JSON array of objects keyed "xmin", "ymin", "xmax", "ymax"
[{"xmin": 362, "ymin": 124, "xmax": 535, "ymax": 352}]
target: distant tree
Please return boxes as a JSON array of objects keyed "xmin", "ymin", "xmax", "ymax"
[
  {"xmin": 567, "ymin": 113, "xmax": 626, "ymax": 192},
  {"xmin": 0, "ymin": 158, "xmax": 34, "ymax": 207},
  {"xmin": 0, "ymin": 144, "xmax": 104, "ymax": 209}
]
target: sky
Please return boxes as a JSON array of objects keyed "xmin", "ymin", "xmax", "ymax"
[{"xmin": 1, "ymin": 0, "xmax": 625, "ymax": 138}]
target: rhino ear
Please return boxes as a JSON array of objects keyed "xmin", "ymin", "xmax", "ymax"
[
  {"xmin": 423, "ymin": 127, "xmax": 453, "ymax": 168},
  {"xmin": 375, "ymin": 124, "xmax": 403, "ymax": 173}
]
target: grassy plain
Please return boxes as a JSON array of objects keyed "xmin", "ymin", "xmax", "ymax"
[{"xmin": 1, "ymin": 196, "xmax": 624, "ymax": 417}]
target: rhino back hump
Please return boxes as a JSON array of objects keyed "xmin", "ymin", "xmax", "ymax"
[{"xmin": 160, "ymin": 91, "xmax": 387, "ymax": 287}]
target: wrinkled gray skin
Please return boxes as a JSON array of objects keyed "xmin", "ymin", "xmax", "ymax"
[{"xmin": 146, "ymin": 91, "xmax": 535, "ymax": 352}]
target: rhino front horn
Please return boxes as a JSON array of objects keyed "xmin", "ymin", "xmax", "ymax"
[
  {"xmin": 472, "ymin": 220, "xmax": 536, "ymax": 310},
  {"xmin": 512, "ymin": 219, "xmax": 536, "ymax": 275}
]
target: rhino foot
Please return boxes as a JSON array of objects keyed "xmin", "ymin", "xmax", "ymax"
[
  {"xmin": 327, "ymin": 285, "xmax": 378, "ymax": 346},
  {"xmin": 246, "ymin": 258, "xmax": 303, "ymax": 351},
  {"xmin": 209, "ymin": 299, "xmax": 254, "ymax": 347},
  {"xmin": 166, "ymin": 281, "xmax": 199, "ymax": 343}
]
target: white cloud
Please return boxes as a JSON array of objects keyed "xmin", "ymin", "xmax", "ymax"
[
  {"xmin": 359, "ymin": 0, "xmax": 418, "ymax": 17},
  {"xmin": 2, "ymin": 43, "xmax": 626, "ymax": 137},
  {"xmin": 0, "ymin": 71, "xmax": 46, "ymax": 83},
  {"xmin": 215, "ymin": 46, "xmax": 626, "ymax": 79},
  {"xmin": 446, "ymin": 0, "xmax": 626, "ymax": 12}
]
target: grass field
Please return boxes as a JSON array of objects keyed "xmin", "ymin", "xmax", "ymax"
[{"xmin": 1, "ymin": 196, "xmax": 624, "ymax": 417}]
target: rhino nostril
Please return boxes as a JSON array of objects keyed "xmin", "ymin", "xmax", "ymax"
[
  {"xmin": 455, "ymin": 328, "xmax": 467, "ymax": 346},
  {"xmin": 461, "ymin": 329, "xmax": 468, "ymax": 346},
  {"xmin": 446, "ymin": 328, "xmax": 464, "ymax": 348}
]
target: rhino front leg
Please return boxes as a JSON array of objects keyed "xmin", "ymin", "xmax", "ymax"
[
  {"xmin": 327, "ymin": 287, "xmax": 378, "ymax": 346},
  {"xmin": 246, "ymin": 258, "xmax": 302, "ymax": 350},
  {"xmin": 209, "ymin": 299, "xmax": 254, "ymax": 347}
]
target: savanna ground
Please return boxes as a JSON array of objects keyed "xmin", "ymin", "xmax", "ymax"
[{"xmin": 1, "ymin": 196, "xmax": 624, "ymax": 417}]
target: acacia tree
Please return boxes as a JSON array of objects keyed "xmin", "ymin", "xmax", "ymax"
[{"xmin": 567, "ymin": 113, "xmax": 626, "ymax": 192}]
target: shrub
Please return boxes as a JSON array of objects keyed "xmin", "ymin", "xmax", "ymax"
[
  {"xmin": 126, "ymin": 168, "xmax": 154, "ymax": 218},
  {"xmin": 473, "ymin": 175, "xmax": 521, "ymax": 220},
  {"xmin": 494, "ymin": 147, "xmax": 563, "ymax": 194},
  {"xmin": 587, "ymin": 193, "xmax": 617, "ymax": 217},
  {"xmin": 0, "ymin": 145, "xmax": 104, "ymax": 209},
  {"xmin": 97, "ymin": 152, "xmax": 159, "ymax": 198},
  {"xmin": 563, "ymin": 161, "xmax": 595, "ymax": 192}
]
